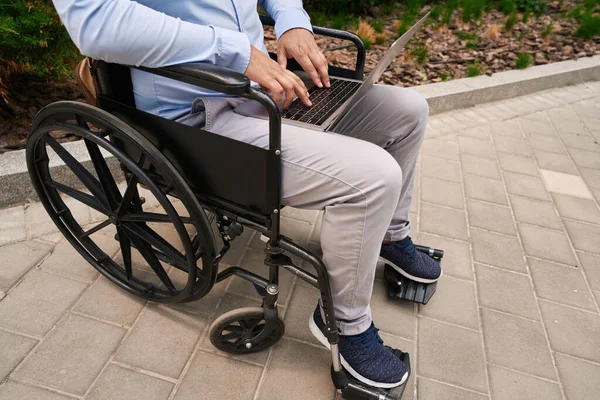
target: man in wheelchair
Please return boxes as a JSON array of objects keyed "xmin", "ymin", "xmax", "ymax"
[{"xmin": 52, "ymin": 0, "xmax": 441, "ymax": 390}]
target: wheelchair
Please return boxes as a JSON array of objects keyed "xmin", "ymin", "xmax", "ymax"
[{"xmin": 26, "ymin": 17, "xmax": 442, "ymax": 400}]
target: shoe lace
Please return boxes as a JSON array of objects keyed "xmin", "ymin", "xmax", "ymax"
[
  {"xmin": 397, "ymin": 236, "xmax": 417, "ymax": 258},
  {"xmin": 348, "ymin": 325, "xmax": 384, "ymax": 349}
]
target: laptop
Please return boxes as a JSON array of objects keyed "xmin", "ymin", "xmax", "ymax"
[{"xmin": 235, "ymin": 12, "xmax": 429, "ymax": 132}]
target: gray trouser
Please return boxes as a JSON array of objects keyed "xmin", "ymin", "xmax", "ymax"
[{"xmin": 178, "ymin": 85, "xmax": 428, "ymax": 335}]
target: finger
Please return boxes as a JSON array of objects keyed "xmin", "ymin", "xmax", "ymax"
[
  {"xmin": 267, "ymin": 79, "xmax": 284, "ymax": 103},
  {"xmin": 298, "ymin": 55, "xmax": 322, "ymax": 88},
  {"xmin": 281, "ymin": 78, "xmax": 296, "ymax": 109},
  {"xmin": 317, "ymin": 53, "xmax": 331, "ymax": 88},
  {"xmin": 277, "ymin": 47, "xmax": 288, "ymax": 70},
  {"xmin": 287, "ymin": 71, "xmax": 311, "ymax": 107}
]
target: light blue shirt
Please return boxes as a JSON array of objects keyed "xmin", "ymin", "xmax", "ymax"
[{"xmin": 52, "ymin": 0, "xmax": 313, "ymax": 119}]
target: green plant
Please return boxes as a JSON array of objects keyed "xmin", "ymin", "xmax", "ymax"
[
  {"xmin": 443, "ymin": 0, "xmax": 459, "ymax": 25},
  {"xmin": 517, "ymin": 30, "xmax": 526, "ymax": 41},
  {"xmin": 575, "ymin": 14, "xmax": 600, "ymax": 39},
  {"xmin": 541, "ymin": 22, "xmax": 553, "ymax": 38},
  {"xmin": 505, "ymin": 12, "xmax": 518, "ymax": 31},
  {"xmin": 522, "ymin": 10, "xmax": 530, "ymax": 23},
  {"xmin": 467, "ymin": 62, "xmax": 482, "ymax": 77},
  {"xmin": 516, "ymin": 52, "xmax": 532, "ymax": 69},
  {"xmin": 430, "ymin": 5, "xmax": 443, "ymax": 21},
  {"xmin": 375, "ymin": 34, "xmax": 387, "ymax": 44},
  {"xmin": 372, "ymin": 19, "xmax": 385, "ymax": 33},
  {"xmin": 458, "ymin": 32, "xmax": 478, "ymax": 41},
  {"xmin": 331, "ymin": 13, "xmax": 348, "ymax": 30},
  {"xmin": 310, "ymin": 11, "xmax": 328, "ymax": 27},
  {"xmin": 440, "ymin": 72, "xmax": 450, "ymax": 81},
  {"xmin": 411, "ymin": 45, "xmax": 429, "ymax": 65},
  {"xmin": 462, "ymin": 0, "xmax": 486, "ymax": 22},
  {"xmin": 516, "ymin": 0, "xmax": 548, "ymax": 16}
]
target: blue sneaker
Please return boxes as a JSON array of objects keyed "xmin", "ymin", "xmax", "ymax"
[
  {"xmin": 379, "ymin": 236, "xmax": 442, "ymax": 283},
  {"xmin": 308, "ymin": 305, "xmax": 408, "ymax": 388}
]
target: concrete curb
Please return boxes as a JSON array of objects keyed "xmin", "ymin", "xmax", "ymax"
[{"xmin": 1, "ymin": 55, "xmax": 599, "ymax": 209}]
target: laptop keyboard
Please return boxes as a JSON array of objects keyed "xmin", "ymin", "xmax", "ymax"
[{"xmin": 281, "ymin": 78, "xmax": 361, "ymax": 126}]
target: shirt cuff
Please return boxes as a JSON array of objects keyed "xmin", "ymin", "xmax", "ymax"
[
  {"xmin": 274, "ymin": 7, "xmax": 313, "ymax": 39},
  {"xmin": 213, "ymin": 25, "xmax": 252, "ymax": 73}
]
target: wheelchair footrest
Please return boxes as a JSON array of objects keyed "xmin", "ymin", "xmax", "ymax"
[
  {"xmin": 341, "ymin": 349, "xmax": 410, "ymax": 400},
  {"xmin": 383, "ymin": 245, "xmax": 443, "ymax": 305}
]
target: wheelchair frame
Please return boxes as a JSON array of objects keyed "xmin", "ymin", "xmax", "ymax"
[{"xmin": 25, "ymin": 18, "xmax": 438, "ymax": 399}]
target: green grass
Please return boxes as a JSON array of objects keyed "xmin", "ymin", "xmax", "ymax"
[
  {"xmin": 457, "ymin": 32, "xmax": 478, "ymax": 41},
  {"xmin": 375, "ymin": 35, "xmax": 387, "ymax": 45},
  {"xmin": 372, "ymin": 19, "xmax": 385, "ymax": 33},
  {"xmin": 310, "ymin": 11, "xmax": 328, "ymax": 27},
  {"xmin": 440, "ymin": 72, "xmax": 451, "ymax": 81},
  {"xmin": 362, "ymin": 38, "xmax": 372, "ymax": 50},
  {"xmin": 517, "ymin": 31, "xmax": 526, "ymax": 41},
  {"xmin": 541, "ymin": 22, "xmax": 553, "ymax": 39},
  {"xmin": 516, "ymin": 53, "xmax": 532, "ymax": 69},
  {"xmin": 331, "ymin": 13, "xmax": 347, "ymax": 30},
  {"xmin": 411, "ymin": 46, "xmax": 429, "ymax": 65},
  {"xmin": 575, "ymin": 14, "xmax": 600, "ymax": 39},
  {"xmin": 467, "ymin": 62, "xmax": 482, "ymax": 77},
  {"xmin": 462, "ymin": 0, "xmax": 486, "ymax": 22},
  {"xmin": 505, "ymin": 13, "xmax": 518, "ymax": 31}
]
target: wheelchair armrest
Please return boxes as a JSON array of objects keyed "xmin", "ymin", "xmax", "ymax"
[{"xmin": 135, "ymin": 62, "xmax": 251, "ymax": 96}]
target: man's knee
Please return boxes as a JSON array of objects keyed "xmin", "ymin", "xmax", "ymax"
[{"xmin": 400, "ymin": 91, "xmax": 429, "ymax": 134}]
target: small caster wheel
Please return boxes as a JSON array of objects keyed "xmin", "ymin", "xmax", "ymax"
[{"xmin": 209, "ymin": 307, "xmax": 285, "ymax": 354}]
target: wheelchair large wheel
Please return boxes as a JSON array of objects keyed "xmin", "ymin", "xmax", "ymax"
[
  {"xmin": 209, "ymin": 307, "xmax": 285, "ymax": 354},
  {"xmin": 26, "ymin": 101, "xmax": 217, "ymax": 303}
]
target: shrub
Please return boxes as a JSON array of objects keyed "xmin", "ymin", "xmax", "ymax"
[
  {"xmin": 575, "ymin": 14, "xmax": 600, "ymax": 39},
  {"xmin": 466, "ymin": 62, "xmax": 482, "ymax": 77},
  {"xmin": 516, "ymin": 52, "xmax": 532, "ymax": 68}
]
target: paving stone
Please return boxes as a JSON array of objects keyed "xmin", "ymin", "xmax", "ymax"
[
  {"xmin": 421, "ymin": 177, "xmax": 464, "ymax": 209},
  {"xmin": 467, "ymin": 200, "xmax": 516, "ymax": 235},
  {"xmin": 166, "ymin": 269, "xmax": 228, "ymax": 317},
  {"xmin": 475, "ymin": 264, "xmax": 539, "ymax": 320},
  {"xmin": 41, "ymin": 234, "xmax": 119, "ymax": 281},
  {"xmin": 540, "ymin": 169, "xmax": 594, "ymax": 199},
  {"xmin": 504, "ymin": 172, "xmax": 550, "ymax": 201},
  {"xmin": 418, "ymin": 275, "xmax": 479, "ymax": 329},
  {"xmin": 421, "ymin": 138, "xmax": 459, "ymax": 161},
  {"xmin": 490, "ymin": 119, "xmax": 523, "ymax": 138},
  {"xmin": 176, "ymin": 351, "xmax": 263, "ymax": 400},
  {"xmin": 518, "ymin": 223, "xmax": 577, "ymax": 265},
  {"xmin": 560, "ymin": 133, "xmax": 600, "ymax": 152},
  {"xmin": 0, "ymin": 206, "xmax": 26, "ymax": 246},
  {"xmin": 417, "ymin": 317, "xmax": 487, "ymax": 393},
  {"xmin": 550, "ymin": 115, "xmax": 586, "ymax": 135},
  {"xmin": 419, "ymin": 233, "xmax": 473, "ymax": 281},
  {"xmin": 13, "ymin": 314, "xmax": 125, "ymax": 395},
  {"xmin": 458, "ymin": 125, "xmax": 492, "ymax": 140},
  {"xmin": 0, "ymin": 270, "xmax": 87, "ymax": 336},
  {"xmin": 227, "ymin": 248, "xmax": 295, "ymax": 306},
  {"xmin": 539, "ymin": 300, "xmax": 600, "ymax": 362},
  {"xmin": 556, "ymin": 353, "xmax": 600, "ymax": 400},
  {"xmin": 492, "ymin": 134, "xmax": 531, "ymax": 157},
  {"xmin": 510, "ymin": 195, "xmax": 563, "ymax": 230},
  {"xmin": 470, "ymin": 228, "xmax": 526, "ymax": 272},
  {"xmin": 220, "ymin": 229, "xmax": 254, "ymax": 266},
  {"xmin": 284, "ymin": 284, "xmax": 321, "ymax": 345},
  {"xmin": 534, "ymin": 150, "xmax": 578, "ymax": 174},
  {"xmin": 552, "ymin": 193, "xmax": 600, "ymax": 224},
  {"xmin": 528, "ymin": 258, "xmax": 596, "ymax": 311},
  {"xmin": 571, "ymin": 101, "xmax": 600, "ymax": 119},
  {"xmin": 481, "ymin": 308, "xmax": 556, "ymax": 380},
  {"xmin": 114, "ymin": 305, "xmax": 206, "ymax": 378},
  {"xmin": 459, "ymin": 136, "xmax": 497, "ymax": 159},
  {"xmin": 417, "ymin": 378, "xmax": 488, "ymax": 400},
  {"xmin": 72, "ymin": 275, "xmax": 147, "ymax": 326},
  {"xmin": 88, "ymin": 364, "xmax": 174, "ymax": 400},
  {"xmin": 0, "ymin": 381, "xmax": 73, "ymax": 400},
  {"xmin": 528, "ymin": 133, "xmax": 566, "ymax": 153},
  {"xmin": 25, "ymin": 199, "xmax": 90, "ymax": 239},
  {"xmin": 579, "ymin": 167, "xmax": 600, "ymax": 190},
  {"xmin": 420, "ymin": 203, "xmax": 469, "ymax": 241},
  {"xmin": 198, "ymin": 293, "xmax": 270, "ymax": 366},
  {"xmin": 497, "ymin": 152, "xmax": 539, "ymax": 176},
  {"xmin": 461, "ymin": 154, "xmax": 501, "ymax": 180},
  {"xmin": 578, "ymin": 251, "xmax": 600, "ymax": 292},
  {"xmin": 464, "ymin": 174, "xmax": 508, "ymax": 205},
  {"xmin": 420, "ymin": 155, "xmax": 461, "ymax": 183},
  {"xmin": 258, "ymin": 338, "xmax": 333, "ymax": 400},
  {"xmin": 563, "ymin": 220, "xmax": 600, "ymax": 254},
  {"xmin": 371, "ymin": 280, "xmax": 415, "ymax": 339},
  {"xmin": 0, "ymin": 240, "xmax": 53, "ymax": 290},
  {"xmin": 488, "ymin": 365, "xmax": 562, "ymax": 400},
  {"xmin": 568, "ymin": 148, "xmax": 600, "ymax": 169},
  {"xmin": 518, "ymin": 117, "xmax": 555, "ymax": 136},
  {"xmin": 0, "ymin": 330, "xmax": 37, "ymax": 381}
]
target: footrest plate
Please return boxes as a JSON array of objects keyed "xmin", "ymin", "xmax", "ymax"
[
  {"xmin": 384, "ymin": 265, "xmax": 437, "ymax": 305},
  {"xmin": 341, "ymin": 349, "xmax": 411, "ymax": 400}
]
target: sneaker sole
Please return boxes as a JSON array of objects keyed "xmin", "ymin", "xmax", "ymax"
[
  {"xmin": 308, "ymin": 314, "xmax": 408, "ymax": 389},
  {"xmin": 378, "ymin": 256, "xmax": 442, "ymax": 284}
]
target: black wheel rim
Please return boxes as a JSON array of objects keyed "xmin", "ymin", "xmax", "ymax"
[
  {"xmin": 216, "ymin": 314, "xmax": 281, "ymax": 353},
  {"xmin": 26, "ymin": 102, "xmax": 217, "ymax": 303}
]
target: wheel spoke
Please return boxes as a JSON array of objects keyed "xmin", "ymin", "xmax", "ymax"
[
  {"xmin": 84, "ymin": 138, "xmax": 122, "ymax": 209},
  {"xmin": 44, "ymin": 136, "xmax": 109, "ymax": 208},
  {"xmin": 220, "ymin": 332, "xmax": 239, "ymax": 342},
  {"xmin": 117, "ymin": 228, "xmax": 133, "ymax": 279},
  {"xmin": 223, "ymin": 325, "xmax": 243, "ymax": 334},
  {"xmin": 46, "ymin": 180, "xmax": 109, "ymax": 215},
  {"xmin": 116, "ymin": 173, "xmax": 140, "ymax": 217},
  {"xmin": 122, "ymin": 223, "xmax": 188, "ymax": 268},
  {"xmin": 239, "ymin": 319, "xmax": 251, "ymax": 331},
  {"xmin": 121, "ymin": 212, "xmax": 194, "ymax": 224},
  {"xmin": 123, "ymin": 229, "xmax": 176, "ymax": 293},
  {"xmin": 81, "ymin": 219, "xmax": 112, "ymax": 238}
]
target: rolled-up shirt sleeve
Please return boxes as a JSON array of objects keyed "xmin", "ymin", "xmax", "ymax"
[
  {"xmin": 51, "ymin": 0, "xmax": 251, "ymax": 72},
  {"xmin": 258, "ymin": 0, "xmax": 313, "ymax": 39}
]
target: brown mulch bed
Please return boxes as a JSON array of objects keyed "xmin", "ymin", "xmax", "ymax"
[{"xmin": 2, "ymin": 2, "xmax": 598, "ymax": 152}]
